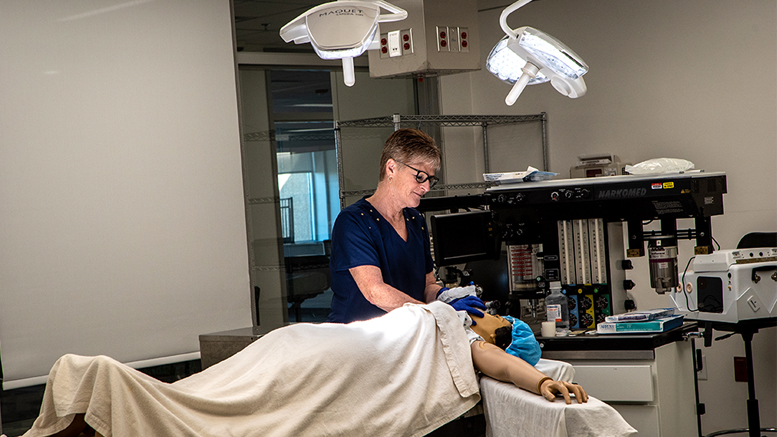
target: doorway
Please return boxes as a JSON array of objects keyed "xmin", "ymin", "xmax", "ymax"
[{"xmin": 238, "ymin": 64, "xmax": 416, "ymax": 324}]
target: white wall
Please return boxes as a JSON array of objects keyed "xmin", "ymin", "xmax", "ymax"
[
  {"xmin": 0, "ymin": 0, "xmax": 251, "ymax": 387},
  {"xmin": 441, "ymin": 0, "xmax": 777, "ymax": 433}
]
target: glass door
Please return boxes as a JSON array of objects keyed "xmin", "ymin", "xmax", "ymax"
[
  {"xmin": 269, "ymin": 70, "xmax": 337, "ymax": 323},
  {"xmin": 239, "ymin": 65, "xmax": 416, "ymax": 325}
]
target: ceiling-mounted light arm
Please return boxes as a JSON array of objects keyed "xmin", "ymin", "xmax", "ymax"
[
  {"xmin": 374, "ymin": 0, "xmax": 408, "ymax": 23},
  {"xmin": 486, "ymin": 0, "xmax": 588, "ymax": 105},
  {"xmin": 280, "ymin": 1, "xmax": 407, "ymax": 87},
  {"xmin": 499, "ymin": 0, "xmax": 533, "ymax": 38},
  {"xmin": 499, "ymin": 0, "xmax": 537, "ymax": 105}
]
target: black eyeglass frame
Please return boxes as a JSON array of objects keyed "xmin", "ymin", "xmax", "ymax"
[{"xmin": 394, "ymin": 160, "xmax": 440, "ymax": 189}]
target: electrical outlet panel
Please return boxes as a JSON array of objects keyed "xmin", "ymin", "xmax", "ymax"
[
  {"xmin": 458, "ymin": 27, "xmax": 470, "ymax": 52},
  {"xmin": 400, "ymin": 29, "xmax": 413, "ymax": 54},
  {"xmin": 379, "ymin": 33, "xmax": 389, "ymax": 59},
  {"xmin": 437, "ymin": 25, "xmax": 470, "ymax": 53},
  {"xmin": 436, "ymin": 26, "xmax": 449, "ymax": 51}
]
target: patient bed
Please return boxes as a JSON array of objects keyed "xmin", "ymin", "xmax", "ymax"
[{"xmin": 10, "ymin": 302, "xmax": 636, "ymax": 437}]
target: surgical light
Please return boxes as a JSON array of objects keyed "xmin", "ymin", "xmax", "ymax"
[
  {"xmin": 486, "ymin": 0, "xmax": 588, "ymax": 105},
  {"xmin": 280, "ymin": 1, "xmax": 407, "ymax": 87}
]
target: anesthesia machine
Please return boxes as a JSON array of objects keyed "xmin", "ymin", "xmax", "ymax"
[{"xmin": 422, "ymin": 171, "xmax": 728, "ymax": 330}]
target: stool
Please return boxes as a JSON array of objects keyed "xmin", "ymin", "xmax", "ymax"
[{"xmin": 701, "ymin": 318, "xmax": 777, "ymax": 437}]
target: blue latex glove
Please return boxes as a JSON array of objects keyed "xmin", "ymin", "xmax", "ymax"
[{"xmin": 449, "ymin": 295, "xmax": 486, "ymax": 324}]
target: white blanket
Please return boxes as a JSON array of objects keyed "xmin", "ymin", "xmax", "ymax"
[
  {"xmin": 19, "ymin": 302, "xmax": 480, "ymax": 437},
  {"xmin": 481, "ymin": 359, "xmax": 637, "ymax": 437}
]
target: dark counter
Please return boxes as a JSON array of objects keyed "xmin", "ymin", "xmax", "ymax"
[{"xmin": 536, "ymin": 322, "xmax": 698, "ymax": 360}]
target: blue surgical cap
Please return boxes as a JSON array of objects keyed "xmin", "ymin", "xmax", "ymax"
[{"xmin": 503, "ymin": 316, "xmax": 542, "ymax": 366}]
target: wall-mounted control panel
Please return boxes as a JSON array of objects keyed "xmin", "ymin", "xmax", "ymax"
[{"xmin": 435, "ymin": 26, "xmax": 470, "ymax": 52}]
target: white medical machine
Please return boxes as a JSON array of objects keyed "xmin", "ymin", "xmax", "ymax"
[{"xmin": 672, "ymin": 248, "xmax": 777, "ymax": 323}]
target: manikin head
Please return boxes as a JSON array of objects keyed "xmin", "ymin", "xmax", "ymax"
[{"xmin": 471, "ymin": 313, "xmax": 513, "ymax": 350}]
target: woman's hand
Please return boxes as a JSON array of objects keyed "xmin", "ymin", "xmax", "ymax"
[
  {"xmin": 449, "ymin": 295, "xmax": 486, "ymax": 320},
  {"xmin": 540, "ymin": 379, "xmax": 589, "ymax": 404}
]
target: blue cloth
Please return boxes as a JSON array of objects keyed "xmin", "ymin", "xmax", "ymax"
[
  {"xmin": 503, "ymin": 316, "xmax": 542, "ymax": 366},
  {"xmin": 326, "ymin": 198, "xmax": 434, "ymax": 323}
]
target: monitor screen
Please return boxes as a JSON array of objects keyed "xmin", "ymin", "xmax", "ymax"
[{"xmin": 430, "ymin": 210, "xmax": 500, "ymax": 266}]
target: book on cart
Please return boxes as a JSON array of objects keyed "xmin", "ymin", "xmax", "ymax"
[
  {"xmin": 596, "ymin": 314, "xmax": 685, "ymax": 334},
  {"xmin": 604, "ymin": 308, "xmax": 676, "ymax": 323}
]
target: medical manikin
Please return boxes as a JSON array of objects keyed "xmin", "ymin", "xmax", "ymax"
[{"xmin": 439, "ymin": 285, "xmax": 586, "ymax": 404}]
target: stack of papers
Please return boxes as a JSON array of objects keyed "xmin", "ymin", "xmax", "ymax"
[
  {"xmin": 604, "ymin": 308, "xmax": 676, "ymax": 323},
  {"xmin": 597, "ymin": 309, "xmax": 683, "ymax": 334},
  {"xmin": 484, "ymin": 166, "xmax": 558, "ymax": 184}
]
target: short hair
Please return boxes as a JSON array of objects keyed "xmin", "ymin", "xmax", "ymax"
[
  {"xmin": 493, "ymin": 326, "xmax": 513, "ymax": 351},
  {"xmin": 378, "ymin": 128, "xmax": 441, "ymax": 181}
]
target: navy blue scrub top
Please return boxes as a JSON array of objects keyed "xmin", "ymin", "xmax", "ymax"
[{"xmin": 326, "ymin": 198, "xmax": 434, "ymax": 323}]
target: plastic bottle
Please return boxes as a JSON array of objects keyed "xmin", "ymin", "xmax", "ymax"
[{"xmin": 545, "ymin": 282, "xmax": 570, "ymax": 333}]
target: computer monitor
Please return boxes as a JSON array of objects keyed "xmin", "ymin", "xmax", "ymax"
[{"xmin": 430, "ymin": 210, "xmax": 500, "ymax": 267}]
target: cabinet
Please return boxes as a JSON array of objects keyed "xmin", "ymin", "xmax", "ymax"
[{"xmin": 539, "ymin": 326, "xmax": 699, "ymax": 437}]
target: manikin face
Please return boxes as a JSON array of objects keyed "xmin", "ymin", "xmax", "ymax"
[
  {"xmin": 390, "ymin": 159, "xmax": 438, "ymax": 208},
  {"xmin": 470, "ymin": 313, "xmax": 513, "ymax": 345}
]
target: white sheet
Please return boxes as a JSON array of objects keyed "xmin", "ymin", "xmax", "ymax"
[
  {"xmin": 481, "ymin": 359, "xmax": 637, "ymax": 437},
  {"xmin": 18, "ymin": 302, "xmax": 480, "ymax": 437}
]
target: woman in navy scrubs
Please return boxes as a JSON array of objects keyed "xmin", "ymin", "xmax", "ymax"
[{"xmin": 326, "ymin": 129, "xmax": 485, "ymax": 323}]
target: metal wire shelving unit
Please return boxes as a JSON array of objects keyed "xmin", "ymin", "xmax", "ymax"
[{"xmin": 334, "ymin": 113, "xmax": 548, "ymax": 206}]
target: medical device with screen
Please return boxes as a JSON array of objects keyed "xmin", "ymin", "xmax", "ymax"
[
  {"xmin": 421, "ymin": 171, "xmax": 727, "ymax": 326},
  {"xmin": 430, "ymin": 210, "xmax": 499, "ymax": 267}
]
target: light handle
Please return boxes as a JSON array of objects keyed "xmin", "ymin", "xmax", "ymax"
[
  {"xmin": 505, "ymin": 62, "xmax": 539, "ymax": 105},
  {"xmin": 342, "ymin": 57, "xmax": 355, "ymax": 87}
]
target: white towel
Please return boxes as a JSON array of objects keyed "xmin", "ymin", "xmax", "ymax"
[{"xmin": 21, "ymin": 302, "xmax": 480, "ymax": 437}]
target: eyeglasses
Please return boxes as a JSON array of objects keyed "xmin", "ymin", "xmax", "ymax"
[{"xmin": 395, "ymin": 160, "xmax": 439, "ymax": 189}]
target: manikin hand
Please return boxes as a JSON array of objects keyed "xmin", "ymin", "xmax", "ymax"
[{"xmin": 540, "ymin": 378, "xmax": 589, "ymax": 404}]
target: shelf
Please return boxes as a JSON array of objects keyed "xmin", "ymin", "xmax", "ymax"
[{"xmin": 335, "ymin": 113, "xmax": 548, "ymax": 208}]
